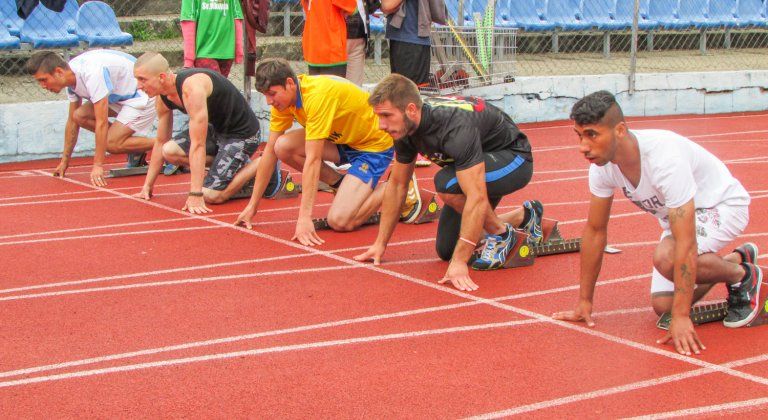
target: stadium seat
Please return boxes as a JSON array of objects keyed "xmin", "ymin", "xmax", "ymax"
[
  {"xmin": 507, "ymin": 0, "xmax": 555, "ymax": 31},
  {"xmin": 615, "ymin": 0, "xmax": 658, "ymax": 29},
  {"xmin": 444, "ymin": 0, "xmax": 473, "ymax": 25},
  {"xmin": 707, "ymin": 0, "xmax": 739, "ymax": 28},
  {"xmin": 0, "ymin": 0, "xmax": 23, "ymax": 37},
  {"xmin": 0, "ymin": 22, "xmax": 20, "ymax": 50},
  {"xmin": 76, "ymin": 1, "xmax": 133, "ymax": 47},
  {"xmin": 646, "ymin": 0, "xmax": 686, "ymax": 29},
  {"xmin": 735, "ymin": 0, "xmax": 767, "ymax": 26},
  {"xmin": 545, "ymin": 0, "xmax": 592, "ymax": 30},
  {"xmin": 19, "ymin": 4, "xmax": 79, "ymax": 48},
  {"xmin": 62, "ymin": 0, "xmax": 79, "ymax": 34},
  {"xmin": 676, "ymin": 0, "xmax": 709, "ymax": 28},
  {"xmin": 582, "ymin": 0, "xmax": 630, "ymax": 30}
]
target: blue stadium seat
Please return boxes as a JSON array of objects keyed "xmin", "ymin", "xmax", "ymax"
[
  {"xmin": 676, "ymin": 0, "xmax": 708, "ymax": 28},
  {"xmin": 0, "ymin": 0, "xmax": 23, "ymax": 37},
  {"xmin": 444, "ymin": 0, "xmax": 473, "ymax": 25},
  {"xmin": 76, "ymin": 1, "xmax": 133, "ymax": 47},
  {"xmin": 707, "ymin": 0, "xmax": 739, "ymax": 27},
  {"xmin": 647, "ymin": 0, "xmax": 686, "ymax": 29},
  {"xmin": 582, "ymin": 0, "xmax": 629, "ymax": 30},
  {"xmin": 508, "ymin": 0, "xmax": 555, "ymax": 31},
  {"xmin": 20, "ymin": 4, "xmax": 79, "ymax": 48},
  {"xmin": 736, "ymin": 0, "xmax": 767, "ymax": 26},
  {"xmin": 0, "ymin": 22, "xmax": 20, "ymax": 49},
  {"xmin": 62, "ymin": 0, "xmax": 78, "ymax": 34},
  {"xmin": 545, "ymin": 0, "xmax": 592, "ymax": 30},
  {"xmin": 369, "ymin": 13, "xmax": 385, "ymax": 33},
  {"xmin": 615, "ymin": 0, "xmax": 657, "ymax": 29}
]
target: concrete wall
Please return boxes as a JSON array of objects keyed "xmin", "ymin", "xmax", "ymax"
[{"xmin": 1, "ymin": 70, "xmax": 767, "ymax": 163}]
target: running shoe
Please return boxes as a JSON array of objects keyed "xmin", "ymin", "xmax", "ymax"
[
  {"xmin": 471, "ymin": 224, "xmax": 517, "ymax": 270},
  {"xmin": 734, "ymin": 242, "xmax": 759, "ymax": 265},
  {"xmin": 263, "ymin": 161, "xmax": 282, "ymax": 198},
  {"xmin": 232, "ymin": 178, "xmax": 255, "ymax": 199},
  {"xmin": 400, "ymin": 173, "xmax": 423, "ymax": 224},
  {"xmin": 520, "ymin": 200, "xmax": 544, "ymax": 244},
  {"xmin": 723, "ymin": 262, "xmax": 763, "ymax": 328}
]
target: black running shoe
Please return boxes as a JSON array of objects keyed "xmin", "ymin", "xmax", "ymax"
[{"xmin": 723, "ymin": 262, "xmax": 763, "ymax": 328}]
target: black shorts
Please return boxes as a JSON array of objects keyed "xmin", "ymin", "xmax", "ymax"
[
  {"xmin": 389, "ymin": 40, "xmax": 430, "ymax": 86},
  {"xmin": 173, "ymin": 126, "xmax": 260, "ymax": 191},
  {"xmin": 432, "ymin": 150, "xmax": 533, "ymax": 261},
  {"xmin": 308, "ymin": 64, "xmax": 347, "ymax": 77}
]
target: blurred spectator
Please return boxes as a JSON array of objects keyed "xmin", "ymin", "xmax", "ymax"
[
  {"xmin": 382, "ymin": 0, "xmax": 445, "ymax": 86},
  {"xmin": 302, "ymin": 0, "xmax": 357, "ymax": 77},
  {"xmin": 181, "ymin": 0, "xmax": 245, "ymax": 78},
  {"xmin": 345, "ymin": 0, "xmax": 380, "ymax": 85}
]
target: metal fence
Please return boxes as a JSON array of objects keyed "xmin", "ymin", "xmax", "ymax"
[{"xmin": 1, "ymin": 0, "xmax": 767, "ymax": 104}]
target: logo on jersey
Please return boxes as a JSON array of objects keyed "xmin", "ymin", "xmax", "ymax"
[
  {"xmin": 359, "ymin": 162, "xmax": 369, "ymax": 174},
  {"xmin": 622, "ymin": 188, "xmax": 664, "ymax": 215}
]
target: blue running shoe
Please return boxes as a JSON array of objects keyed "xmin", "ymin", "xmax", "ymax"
[
  {"xmin": 126, "ymin": 152, "xmax": 148, "ymax": 168},
  {"xmin": 521, "ymin": 200, "xmax": 544, "ymax": 244},
  {"xmin": 471, "ymin": 224, "xmax": 517, "ymax": 270},
  {"xmin": 263, "ymin": 160, "xmax": 282, "ymax": 199}
]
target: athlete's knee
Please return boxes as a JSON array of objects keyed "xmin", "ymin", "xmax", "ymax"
[
  {"xmin": 653, "ymin": 249, "xmax": 674, "ymax": 279},
  {"xmin": 651, "ymin": 294, "xmax": 673, "ymax": 316},
  {"xmin": 203, "ymin": 189, "xmax": 227, "ymax": 204},
  {"xmin": 162, "ymin": 141, "xmax": 184, "ymax": 162},
  {"xmin": 71, "ymin": 107, "xmax": 90, "ymax": 127},
  {"xmin": 273, "ymin": 134, "xmax": 297, "ymax": 161},
  {"xmin": 326, "ymin": 212, "xmax": 356, "ymax": 232}
]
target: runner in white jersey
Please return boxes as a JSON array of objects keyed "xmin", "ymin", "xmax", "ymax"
[
  {"xmin": 553, "ymin": 91, "xmax": 762, "ymax": 356},
  {"xmin": 26, "ymin": 50, "xmax": 156, "ymax": 186}
]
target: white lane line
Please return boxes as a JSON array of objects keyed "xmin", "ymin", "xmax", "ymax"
[
  {"xmin": 467, "ymin": 354, "xmax": 768, "ymax": 419},
  {"xmin": 0, "ymin": 299, "xmax": 661, "ymax": 381},
  {"xmin": 0, "ymin": 225, "xmax": 222, "ymax": 247},
  {"xmin": 0, "ymin": 238, "xmax": 435, "ymax": 295},
  {"xmin": 0, "ymin": 195, "xmax": 124, "ymax": 207},
  {"xmin": 43, "ymin": 171, "xmax": 768, "ymax": 392},
  {"xmin": 0, "ymin": 319, "xmax": 541, "ymax": 389},
  {"xmin": 0, "ymin": 181, "xmax": 189, "ymax": 202},
  {"xmin": 0, "ymin": 217, "xmax": 193, "ymax": 240},
  {"xmin": 622, "ymin": 398, "xmax": 768, "ymax": 419}
]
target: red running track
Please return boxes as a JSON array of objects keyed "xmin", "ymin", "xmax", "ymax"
[{"xmin": 1, "ymin": 112, "xmax": 768, "ymax": 417}]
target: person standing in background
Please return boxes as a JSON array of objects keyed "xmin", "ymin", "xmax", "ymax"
[
  {"xmin": 181, "ymin": 0, "xmax": 245, "ymax": 78},
  {"xmin": 345, "ymin": 0, "xmax": 380, "ymax": 85},
  {"xmin": 382, "ymin": 0, "xmax": 445, "ymax": 86},
  {"xmin": 302, "ymin": 0, "xmax": 357, "ymax": 77}
]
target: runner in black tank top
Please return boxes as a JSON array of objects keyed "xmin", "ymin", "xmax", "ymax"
[{"xmin": 132, "ymin": 53, "xmax": 280, "ymax": 212}]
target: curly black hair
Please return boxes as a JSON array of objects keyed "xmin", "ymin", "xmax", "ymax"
[{"xmin": 570, "ymin": 90, "xmax": 623, "ymax": 126}]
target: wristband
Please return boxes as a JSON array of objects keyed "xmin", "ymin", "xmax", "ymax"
[
  {"xmin": 459, "ymin": 237, "xmax": 477, "ymax": 247},
  {"xmin": 188, "ymin": 191, "xmax": 204, "ymax": 197}
]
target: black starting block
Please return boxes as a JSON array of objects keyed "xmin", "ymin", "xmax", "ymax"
[
  {"xmin": 656, "ymin": 301, "xmax": 729, "ymax": 330},
  {"xmin": 313, "ymin": 212, "xmax": 382, "ymax": 231},
  {"xmin": 105, "ymin": 166, "xmax": 149, "ymax": 178},
  {"xmin": 268, "ymin": 170, "xmax": 300, "ymax": 199},
  {"xmin": 502, "ymin": 218, "xmax": 581, "ymax": 269}
]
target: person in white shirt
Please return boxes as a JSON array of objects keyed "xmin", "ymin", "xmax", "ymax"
[
  {"xmin": 553, "ymin": 90, "xmax": 762, "ymax": 356},
  {"xmin": 26, "ymin": 50, "xmax": 156, "ymax": 186}
]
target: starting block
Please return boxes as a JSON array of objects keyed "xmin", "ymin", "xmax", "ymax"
[
  {"xmin": 411, "ymin": 188, "xmax": 441, "ymax": 224},
  {"xmin": 268, "ymin": 170, "xmax": 300, "ymax": 199},
  {"xmin": 105, "ymin": 166, "xmax": 149, "ymax": 178},
  {"xmin": 656, "ymin": 301, "xmax": 729, "ymax": 330},
  {"xmin": 502, "ymin": 218, "xmax": 581, "ymax": 269}
]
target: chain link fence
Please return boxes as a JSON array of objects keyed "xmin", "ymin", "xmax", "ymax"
[{"xmin": 1, "ymin": 0, "xmax": 767, "ymax": 104}]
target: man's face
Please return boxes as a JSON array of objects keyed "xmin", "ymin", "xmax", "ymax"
[
  {"xmin": 261, "ymin": 79, "xmax": 296, "ymax": 111},
  {"xmin": 134, "ymin": 67, "xmax": 163, "ymax": 97},
  {"xmin": 373, "ymin": 100, "xmax": 416, "ymax": 140},
  {"xmin": 33, "ymin": 68, "xmax": 67, "ymax": 93},
  {"xmin": 573, "ymin": 120, "xmax": 621, "ymax": 166}
]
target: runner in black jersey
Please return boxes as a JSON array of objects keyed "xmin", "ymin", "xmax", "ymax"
[
  {"xmin": 132, "ymin": 52, "xmax": 279, "ymax": 213},
  {"xmin": 354, "ymin": 74, "xmax": 543, "ymax": 291}
]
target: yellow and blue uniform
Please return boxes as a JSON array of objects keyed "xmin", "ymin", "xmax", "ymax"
[{"xmin": 270, "ymin": 74, "xmax": 394, "ymax": 186}]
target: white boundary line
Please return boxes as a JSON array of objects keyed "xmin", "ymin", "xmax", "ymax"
[
  {"xmin": 0, "ymin": 275, "xmax": 652, "ymax": 379},
  {"xmin": 623, "ymin": 397, "xmax": 768, "ymax": 419},
  {"xmin": 0, "ymin": 181, "xmax": 189, "ymax": 202},
  {"xmin": 32, "ymin": 171, "xmax": 768, "ymax": 398},
  {"xmin": 0, "ymin": 225, "xmax": 222, "ymax": 247}
]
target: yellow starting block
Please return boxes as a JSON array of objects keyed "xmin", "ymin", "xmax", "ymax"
[
  {"xmin": 412, "ymin": 188, "xmax": 441, "ymax": 224},
  {"xmin": 747, "ymin": 286, "xmax": 768, "ymax": 328},
  {"xmin": 268, "ymin": 170, "xmax": 300, "ymax": 199},
  {"xmin": 502, "ymin": 218, "xmax": 581, "ymax": 269}
]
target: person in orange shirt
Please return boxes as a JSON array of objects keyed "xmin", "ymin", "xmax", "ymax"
[{"xmin": 302, "ymin": 0, "xmax": 356, "ymax": 77}]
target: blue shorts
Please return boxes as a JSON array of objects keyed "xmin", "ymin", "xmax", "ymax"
[{"xmin": 336, "ymin": 144, "xmax": 394, "ymax": 188}]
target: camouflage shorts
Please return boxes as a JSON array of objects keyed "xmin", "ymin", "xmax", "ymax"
[{"xmin": 172, "ymin": 127, "xmax": 260, "ymax": 191}]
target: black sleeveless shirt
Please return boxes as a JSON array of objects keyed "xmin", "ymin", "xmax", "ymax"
[{"xmin": 161, "ymin": 68, "xmax": 260, "ymax": 139}]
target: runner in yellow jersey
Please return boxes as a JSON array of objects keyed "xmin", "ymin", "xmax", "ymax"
[{"xmin": 235, "ymin": 58, "xmax": 422, "ymax": 246}]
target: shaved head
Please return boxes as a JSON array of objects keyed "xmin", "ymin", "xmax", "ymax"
[
  {"xmin": 570, "ymin": 90, "xmax": 625, "ymax": 128},
  {"xmin": 135, "ymin": 52, "xmax": 170, "ymax": 76}
]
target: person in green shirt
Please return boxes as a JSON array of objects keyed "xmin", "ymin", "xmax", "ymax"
[{"xmin": 180, "ymin": 0, "xmax": 244, "ymax": 77}]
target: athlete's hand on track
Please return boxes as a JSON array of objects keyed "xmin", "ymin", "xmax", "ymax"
[
  {"xmin": 292, "ymin": 218, "xmax": 324, "ymax": 246},
  {"xmin": 234, "ymin": 205, "xmax": 257, "ymax": 229},
  {"xmin": 182, "ymin": 195, "xmax": 212, "ymax": 214},
  {"xmin": 552, "ymin": 299, "xmax": 595, "ymax": 327},
  {"xmin": 52, "ymin": 160, "xmax": 69, "ymax": 178},
  {"xmin": 353, "ymin": 243, "xmax": 386, "ymax": 265},
  {"xmin": 658, "ymin": 315, "xmax": 705, "ymax": 356},
  {"xmin": 133, "ymin": 186, "xmax": 153, "ymax": 200},
  {"xmin": 438, "ymin": 260, "xmax": 479, "ymax": 291},
  {"xmin": 90, "ymin": 165, "xmax": 107, "ymax": 187}
]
